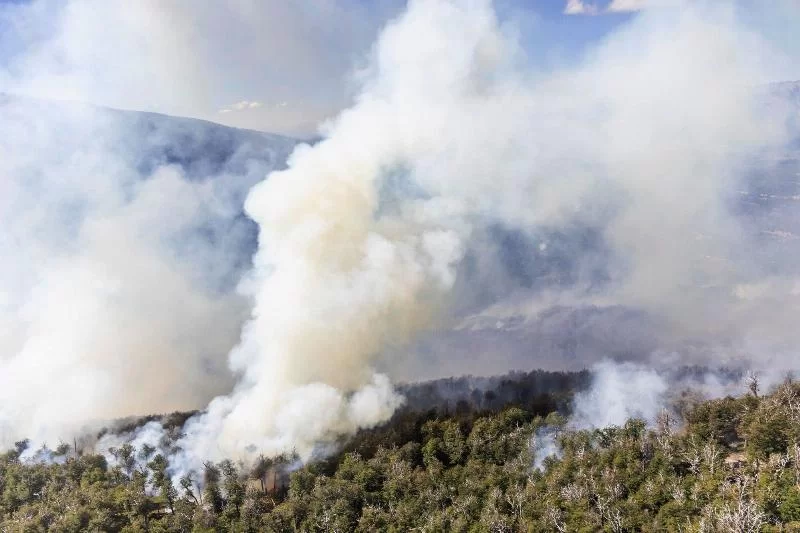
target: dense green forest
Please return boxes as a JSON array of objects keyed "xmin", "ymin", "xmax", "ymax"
[{"xmin": 2, "ymin": 373, "xmax": 800, "ymax": 532}]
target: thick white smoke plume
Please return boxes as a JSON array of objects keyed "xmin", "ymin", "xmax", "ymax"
[
  {"xmin": 1, "ymin": 0, "xmax": 800, "ymax": 471},
  {"xmin": 172, "ymin": 0, "xmax": 800, "ymax": 470}
]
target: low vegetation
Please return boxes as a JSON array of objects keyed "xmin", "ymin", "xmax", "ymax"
[{"xmin": 2, "ymin": 375, "xmax": 800, "ymax": 531}]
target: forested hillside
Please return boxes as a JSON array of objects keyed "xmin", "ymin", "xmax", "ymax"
[{"xmin": 2, "ymin": 376, "xmax": 800, "ymax": 531}]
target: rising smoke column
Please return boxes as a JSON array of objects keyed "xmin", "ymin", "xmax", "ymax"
[
  {"xmin": 175, "ymin": 0, "xmax": 494, "ymax": 462},
  {"xmin": 176, "ymin": 0, "xmax": 796, "ymax": 466}
]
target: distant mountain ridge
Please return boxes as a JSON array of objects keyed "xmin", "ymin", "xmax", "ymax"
[
  {"xmin": 0, "ymin": 92, "xmax": 299, "ymax": 177},
  {"xmin": 767, "ymin": 80, "xmax": 800, "ymax": 101}
]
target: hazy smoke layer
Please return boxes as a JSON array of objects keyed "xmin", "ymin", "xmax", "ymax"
[
  {"xmin": 0, "ymin": 98, "xmax": 294, "ymax": 447},
  {"xmin": 0, "ymin": 0, "xmax": 401, "ymax": 137},
  {"xmin": 2, "ymin": 0, "xmax": 800, "ymax": 466}
]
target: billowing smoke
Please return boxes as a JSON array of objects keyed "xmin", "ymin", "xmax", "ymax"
[
  {"xmin": 570, "ymin": 361, "xmax": 668, "ymax": 429},
  {"xmin": 532, "ymin": 360, "xmax": 668, "ymax": 470},
  {"xmin": 173, "ymin": 0, "xmax": 800, "ymax": 470},
  {"xmin": 531, "ymin": 359, "xmax": 748, "ymax": 469},
  {"xmin": 1, "ymin": 0, "xmax": 800, "ymax": 472}
]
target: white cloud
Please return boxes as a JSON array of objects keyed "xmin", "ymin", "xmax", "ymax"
[
  {"xmin": 218, "ymin": 100, "xmax": 265, "ymax": 113},
  {"xmin": 607, "ymin": 0, "xmax": 648, "ymax": 12},
  {"xmin": 564, "ymin": 0, "xmax": 599, "ymax": 15},
  {"xmin": 565, "ymin": 0, "xmax": 680, "ymax": 16}
]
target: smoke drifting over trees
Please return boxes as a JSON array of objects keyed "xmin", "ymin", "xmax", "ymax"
[{"xmin": 0, "ymin": 0, "xmax": 799, "ymax": 478}]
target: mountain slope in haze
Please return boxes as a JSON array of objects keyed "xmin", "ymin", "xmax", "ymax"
[
  {"xmin": 403, "ymin": 83, "xmax": 800, "ymax": 379},
  {"xmin": 2, "ymin": 85, "xmax": 799, "ymax": 383},
  {"xmin": 0, "ymin": 94, "xmax": 298, "ymax": 290},
  {"xmin": 0, "ymin": 95, "xmax": 302, "ymax": 421},
  {"xmin": 0, "ymin": 93, "xmax": 298, "ymax": 175}
]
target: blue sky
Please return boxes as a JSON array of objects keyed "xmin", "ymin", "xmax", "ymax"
[{"xmin": 497, "ymin": 0, "xmax": 636, "ymax": 66}]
